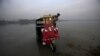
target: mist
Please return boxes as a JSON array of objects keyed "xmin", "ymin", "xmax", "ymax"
[{"xmin": 0, "ymin": 0, "xmax": 100, "ymax": 20}]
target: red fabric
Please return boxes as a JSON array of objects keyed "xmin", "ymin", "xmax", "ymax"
[{"xmin": 41, "ymin": 23, "xmax": 59, "ymax": 45}]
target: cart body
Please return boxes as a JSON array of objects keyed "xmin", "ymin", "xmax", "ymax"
[{"xmin": 36, "ymin": 14, "xmax": 60, "ymax": 45}]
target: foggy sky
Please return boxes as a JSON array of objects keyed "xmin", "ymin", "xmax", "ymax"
[{"xmin": 0, "ymin": 0, "xmax": 100, "ymax": 20}]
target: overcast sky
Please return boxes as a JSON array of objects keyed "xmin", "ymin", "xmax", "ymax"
[{"xmin": 0, "ymin": 0, "xmax": 100, "ymax": 20}]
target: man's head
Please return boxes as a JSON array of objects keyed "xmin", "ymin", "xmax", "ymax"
[{"xmin": 57, "ymin": 13, "xmax": 60, "ymax": 17}]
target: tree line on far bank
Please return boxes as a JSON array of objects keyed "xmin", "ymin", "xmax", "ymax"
[{"xmin": 0, "ymin": 19, "xmax": 36, "ymax": 25}]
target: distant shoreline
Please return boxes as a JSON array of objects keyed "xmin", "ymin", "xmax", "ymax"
[{"xmin": 0, "ymin": 19, "xmax": 100, "ymax": 25}]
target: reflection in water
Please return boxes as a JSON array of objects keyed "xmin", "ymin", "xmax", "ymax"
[
  {"xmin": 36, "ymin": 40, "xmax": 73, "ymax": 56},
  {"xmin": 37, "ymin": 41, "xmax": 55, "ymax": 56}
]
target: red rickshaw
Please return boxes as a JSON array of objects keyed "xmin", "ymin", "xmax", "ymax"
[{"xmin": 36, "ymin": 13, "xmax": 60, "ymax": 52}]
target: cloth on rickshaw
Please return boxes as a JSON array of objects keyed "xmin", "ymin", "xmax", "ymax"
[{"xmin": 41, "ymin": 23, "xmax": 59, "ymax": 45}]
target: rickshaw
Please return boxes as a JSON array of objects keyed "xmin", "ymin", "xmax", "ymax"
[{"xmin": 36, "ymin": 13, "xmax": 60, "ymax": 52}]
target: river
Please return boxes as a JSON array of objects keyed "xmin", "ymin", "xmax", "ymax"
[{"xmin": 0, "ymin": 21, "xmax": 100, "ymax": 56}]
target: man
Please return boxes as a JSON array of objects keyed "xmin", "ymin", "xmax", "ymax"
[{"xmin": 52, "ymin": 13, "xmax": 60, "ymax": 27}]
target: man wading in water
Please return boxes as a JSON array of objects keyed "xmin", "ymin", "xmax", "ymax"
[{"xmin": 52, "ymin": 13, "xmax": 60, "ymax": 27}]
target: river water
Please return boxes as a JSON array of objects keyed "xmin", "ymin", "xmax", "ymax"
[{"xmin": 0, "ymin": 21, "xmax": 100, "ymax": 56}]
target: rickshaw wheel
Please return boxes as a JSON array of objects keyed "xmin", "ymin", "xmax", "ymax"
[{"xmin": 50, "ymin": 43, "xmax": 56, "ymax": 52}]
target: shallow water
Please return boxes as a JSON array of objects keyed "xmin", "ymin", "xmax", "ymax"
[{"xmin": 0, "ymin": 21, "xmax": 100, "ymax": 56}]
